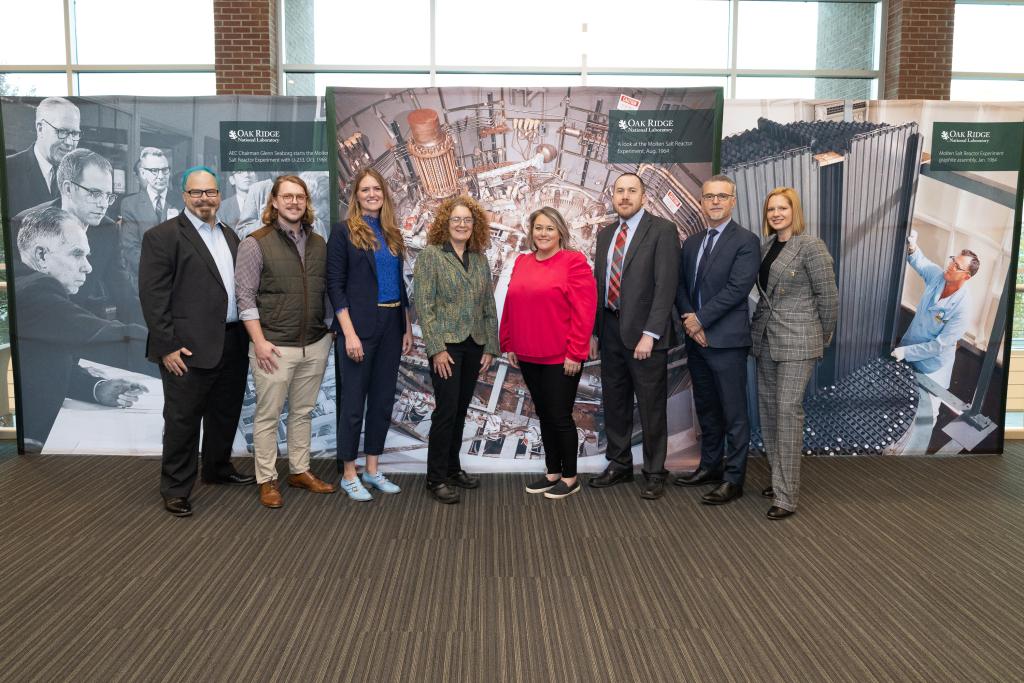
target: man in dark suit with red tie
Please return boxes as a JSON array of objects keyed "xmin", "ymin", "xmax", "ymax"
[
  {"xmin": 674, "ymin": 175, "xmax": 760, "ymax": 505},
  {"xmin": 3, "ymin": 97, "xmax": 81, "ymax": 216},
  {"xmin": 590, "ymin": 172, "xmax": 680, "ymax": 499},
  {"xmin": 138, "ymin": 166, "xmax": 255, "ymax": 517}
]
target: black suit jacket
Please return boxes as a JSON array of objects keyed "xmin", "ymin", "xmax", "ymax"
[
  {"xmin": 138, "ymin": 213, "xmax": 241, "ymax": 369},
  {"xmin": 4, "ymin": 147, "xmax": 57, "ymax": 217},
  {"xmin": 593, "ymin": 210, "xmax": 680, "ymax": 350},
  {"xmin": 326, "ymin": 220, "xmax": 409, "ymax": 335},
  {"xmin": 119, "ymin": 190, "xmax": 184, "ymax": 288},
  {"xmin": 676, "ymin": 220, "xmax": 760, "ymax": 348},
  {"xmin": 14, "ymin": 271, "xmax": 147, "ymax": 446}
]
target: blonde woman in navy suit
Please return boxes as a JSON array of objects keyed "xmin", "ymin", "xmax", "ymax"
[
  {"xmin": 327, "ymin": 168, "xmax": 413, "ymax": 502},
  {"xmin": 751, "ymin": 187, "xmax": 838, "ymax": 520}
]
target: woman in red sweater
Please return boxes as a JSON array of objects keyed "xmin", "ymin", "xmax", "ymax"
[{"xmin": 500, "ymin": 207, "xmax": 597, "ymax": 499}]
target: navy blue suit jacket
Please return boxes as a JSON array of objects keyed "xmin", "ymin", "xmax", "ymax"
[
  {"xmin": 676, "ymin": 220, "xmax": 760, "ymax": 349},
  {"xmin": 326, "ymin": 220, "xmax": 409, "ymax": 336}
]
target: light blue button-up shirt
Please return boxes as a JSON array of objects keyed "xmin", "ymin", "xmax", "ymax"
[
  {"xmin": 183, "ymin": 208, "xmax": 239, "ymax": 323},
  {"xmin": 901, "ymin": 249, "xmax": 970, "ymax": 378}
]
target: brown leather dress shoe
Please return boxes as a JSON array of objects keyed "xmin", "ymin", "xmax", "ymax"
[
  {"xmin": 287, "ymin": 470, "xmax": 336, "ymax": 494},
  {"xmin": 259, "ymin": 480, "xmax": 283, "ymax": 508}
]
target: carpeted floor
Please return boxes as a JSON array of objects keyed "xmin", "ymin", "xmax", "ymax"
[{"xmin": 1, "ymin": 447, "xmax": 1023, "ymax": 682}]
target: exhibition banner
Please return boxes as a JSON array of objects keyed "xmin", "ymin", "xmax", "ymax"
[
  {"xmin": 327, "ymin": 86, "xmax": 720, "ymax": 473},
  {"xmin": 720, "ymin": 99, "xmax": 1023, "ymax": 457},
  {"xmin": 0, "ymin": 95, "xmax": 331, "ymax": 454}
]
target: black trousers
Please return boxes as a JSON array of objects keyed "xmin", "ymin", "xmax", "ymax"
[
  {"xmin": 599, "ymin": 312, "xmax": 668, "ymax": 476},
  {"xmin": 336, "ymin": 306, "xmax": 403, "ymax": 466},
  {"xmin": 159, "ymin": 322, "xmax": 248, "ymax": 498},
  {"xmin": 519, "ymin": 361, "xmax": 583, "ymax": 478},
  {"xmin": 686, "ymin": 339, "xmax": 750, "ymax": 485},
  {"xmin": 427, "ymin": 338, "xmax": 483, "ymax": 484}
]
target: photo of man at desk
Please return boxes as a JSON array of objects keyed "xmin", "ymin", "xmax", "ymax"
[{"xmin": 13, "ymin": 206, "xmax": 149, "ymax": 451}]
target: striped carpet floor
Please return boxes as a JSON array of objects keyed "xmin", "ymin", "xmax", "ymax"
[{"xmin": 2, "ymin": 447, "xmax": 1023, "ymax": 682}]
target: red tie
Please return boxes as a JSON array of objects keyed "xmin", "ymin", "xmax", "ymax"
[{"xmin": 607, "ymin": 222, "xmax": 629, "ymax": 310}]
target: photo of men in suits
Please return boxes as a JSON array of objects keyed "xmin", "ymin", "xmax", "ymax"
[
  {"xmin": 14, "ymin": 206, "xmax": 148, "ymax": 451},
  {"xmin": 3, "ymin": 97, "xmax": 81, "ymax": 216},
  {"xmin": 120, "ymin": 147, "xmax": 183, "ymax": 290},
  {"xmin": 13, "ymin": 148, "xmax": 139, "ymax": 325},
  {"xmin": 218, "ymin": 170, "xmax": 256, "ymax": 229},
  {"xmin": 589, "ymin": 172, "xmax": 680, "ymax": 500},
  {"xmin": 674, "ymin": 175, "xmax": 760, "ymax": 505}
]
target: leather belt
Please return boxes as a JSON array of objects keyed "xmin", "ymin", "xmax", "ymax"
[{"xmin": 378, "ymin": 301, "xmax": 401, "ymax": 308}]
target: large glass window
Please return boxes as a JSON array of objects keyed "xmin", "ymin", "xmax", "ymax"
[
  {"xmin": 282, "ymin": 0, "xmax": 882, "ymax": 99},
  {"xmin": 951, "ymin": 1, "xmax": 1024, "ymax": 102},
  {"xmin": 0, "ymin": 0, "xmax": 215, "ymax": 96}
]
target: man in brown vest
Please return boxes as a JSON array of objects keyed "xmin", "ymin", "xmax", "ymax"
[{"xmin": 234, "ymin": 174, "xmax": 336, "ymax": 507}]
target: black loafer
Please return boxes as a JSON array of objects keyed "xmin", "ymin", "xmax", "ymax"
[
  {"xmin": 701, "ymin": 482, "xmax": 743, "ymax": 505},
  {"xmin": 426, "ymin": 481, "xmax": 461, "ymax": 504},
  {"xmin": 767, "ymin": 505, "xmax": 794, "ymax": 520},
  {"xmin": 674, "ymin": 468, "xmax": 724, "ymax": 487},
  {"xmin": 589, "ymin": 467, "xmax": 634, "ymax": 488},
  {"xmin": 447, "ymin": 470, "xmax": 480, "ymax": 489},
  {"xmin": 761, "ymin": 486, "xmax": 774, "ymax": 498},
  {"xmin": 640, "ymin": 476, "xmax": 665, "ymax": 500},
  {"xmin": 202, "ymin": 471, "xmax": 256, "ymax": 486},
  {"xmin": 163, "ymin": 497, "xmax": 192, "ymax": 517}
]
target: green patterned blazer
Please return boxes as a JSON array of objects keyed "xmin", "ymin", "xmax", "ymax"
[{"xmin": 412, "ymin": 243, "xmax": 499, "ymax": 358}]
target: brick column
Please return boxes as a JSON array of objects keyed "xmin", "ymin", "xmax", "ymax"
[
  {"xmin": 884, "ymin": 0, "xmax": 955, "ymax": 100},
  {"xmin": 214, "ymin": 0, "xmax": 279, "ymax": 95}
]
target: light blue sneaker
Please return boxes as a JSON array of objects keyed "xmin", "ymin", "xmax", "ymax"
[
  {"xmin": 361, "ymin": 471, "xmax": 401, "ymax": 494},
  {"xmin": 340, "ymin": 476, "xmax": 373, "ymax": 502}
]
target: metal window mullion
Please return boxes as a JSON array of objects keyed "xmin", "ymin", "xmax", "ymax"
[
  {"xmin": 729, "ymin": 0, "xmax": 739, "ymax": 98},
  {"xmin": 429, "ymin": 0, "xmax": 437, "ymax": 87},
  {"xmin": 951, "ymin": 71, "xmax": 1024, "ymax": 80},
  {"xmin": 63, "ymin": 0, "xmax": 73, "ymax": 95}
]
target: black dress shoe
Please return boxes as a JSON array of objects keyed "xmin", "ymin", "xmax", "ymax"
[
  {"xmin": 163, "ymin": 497, "xmax": 192, "ymax": 517},
  {"xmin": 588, "ymin": 467, "xmax": 634, "ymax": 488},
  {"xmin": 761, "ymin": 486, "xmax": 774, "ymax": 498},
  {"xmin": 447, "ymin": 470, "xmax": 480, "ymax": 489},
  {"xmin": 426, "ymin": 481, "xmax": 461, "ymax": 504},
  {"xmin": 640, "ymin": 476, "xmax": 665, "ymax": 500},
  {"xmin": 674, "ymin": 468, "xmax": 724, "ymax": 487},
  {"xmin": 202, "ymin": 471, "xmax": 256, "ymax": 486},
  {"xmin": 701, "ymin": 482, "xmax": 743, "ymax": 505},
  {"xmin": 767, "ymin": 505, "xmax": 794, "ymax": 520}
]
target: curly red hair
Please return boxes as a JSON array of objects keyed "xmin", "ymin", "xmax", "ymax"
[{"xmin": 427, "ymin": 195, "xmax": 490, "ymax": 253}]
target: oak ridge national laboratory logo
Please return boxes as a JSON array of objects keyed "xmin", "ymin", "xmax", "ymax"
[
  {"xmin": 225, "ymin": 127, "xmax": 281, "ymax": 143},
  {"xmin": 615, "ymin": 117, "xmax": 676, "ymax": 134},
  {"xmin": 938, "ymin": 128, "xmax": 991, "ymax": 144}
]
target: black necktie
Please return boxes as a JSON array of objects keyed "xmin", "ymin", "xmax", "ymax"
[
  {"xmin": 48, "ymin": 166, "xmax": 58, "ymax": 198},
  {"xmin": 154, "ymin": 195, "xmax": 164, "ymax": 222},
  {"xmin": 693, "ymin": 229, "xmax": 718, "ymax": 308}
]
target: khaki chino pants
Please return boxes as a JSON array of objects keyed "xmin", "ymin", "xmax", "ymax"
[{"xmin": 250, "ymin": 334, "xmax": 332, "ymax": 484}]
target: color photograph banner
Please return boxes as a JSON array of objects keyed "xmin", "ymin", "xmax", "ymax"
[
  {"xmin": 720, "ymin": 99, "xmax": 1023, "ymax": 456},
  {"xmin": 328, "ymin": 86, "xmax": 722, "ymax": 473},
  {"xmin": 0, "ymin": 95, "xmax": 330, "ymax": 454}
]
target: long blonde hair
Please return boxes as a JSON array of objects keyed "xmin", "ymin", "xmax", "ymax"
[{"xmin": 346, "ymin": 168, "xmax": 404, "ymax": 256}]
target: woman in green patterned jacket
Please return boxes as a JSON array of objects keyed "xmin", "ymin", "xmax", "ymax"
[{"xmin": 412, "ymin": 195, "xmax": 499, "ymax": 504}]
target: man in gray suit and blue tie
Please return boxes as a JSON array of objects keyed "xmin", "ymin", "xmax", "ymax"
[{"xmin": 675, "ymin": 175, "xmax": 760, "ymax": 505}]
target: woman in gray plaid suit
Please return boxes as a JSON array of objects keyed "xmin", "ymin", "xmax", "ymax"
[{"xmin": 751, "ymin": 187, "xmax": 838, "ymax": 520}]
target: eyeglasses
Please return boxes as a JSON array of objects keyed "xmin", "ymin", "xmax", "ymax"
[
  {"xmin": 277, "ymin": 193, "xmax": 307, "ymax": 204},
  {"xmin": 185, "ymin": 189, "xmax": 220, "ymax": 198},
  {"xmin": 142, "ymin": 167, "xmax": 170, "ymax": 176},
  {"xmin": 701, "ymin": 193, "xmax": 734, "ymax": 202},
  {"xmin": 449, "ymin": 216, "xmax": 474, "ymax": 225},
  {"xmin": 948, "ymin": 256, "xmax": 969, "ymax": 273},
  {"xmin": 70, "ymin": 180, "xmax": 117, "ymax": 205},
  {"xmin": 41, "ymin": 119, "xmax": 82, "ymax": 141}
]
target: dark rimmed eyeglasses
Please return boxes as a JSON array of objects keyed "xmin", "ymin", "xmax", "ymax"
[
  {"xmin": 70, "ymin": 180, "xmax": 117, "ymax": 205},
  {"xmin": 701, "ymin": 193, "xmax": 734, "ymax": 202},
  {"xmin": 142, "ymin": 167, "xmax": 171, "ymax": 176},
  {"xmin": 41, "ymin": 118, "xmax": 82, "ymax": 141},
  {"xmin": 185, "ymin": 189, "xmax": 220, "ymax": 198}
]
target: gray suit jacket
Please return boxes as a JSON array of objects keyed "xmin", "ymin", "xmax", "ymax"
[
  {"xmin": 593, "ymin": 211, "xmax": 680, "ymax": 351},
  {"xmin": 751, "ymin": 233, "xmax": 838, "ymax": 361},
  {"xmin": 119, "ymin": 190, "xmax": 183, "ymax": 288}
]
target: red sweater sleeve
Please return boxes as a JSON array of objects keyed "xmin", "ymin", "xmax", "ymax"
[
  {"xmin": 499, "ymin": 255, "xmax": 522, "ymax": 353},
  {"xmin": 565, "ymin": 252, "xmax": 597, "ymax": 362}
]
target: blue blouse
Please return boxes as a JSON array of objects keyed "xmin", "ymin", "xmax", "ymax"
[{"xmin": 366, "ymin": 215, "xmax": 401, "ymax": 303}]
